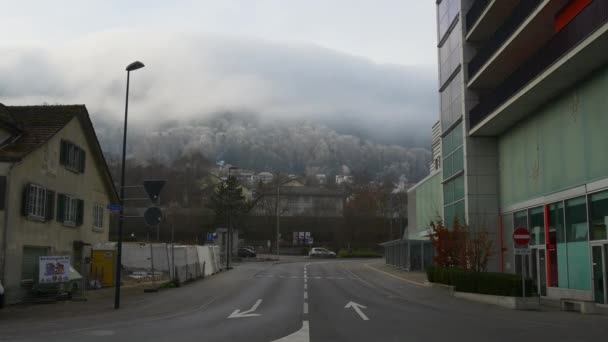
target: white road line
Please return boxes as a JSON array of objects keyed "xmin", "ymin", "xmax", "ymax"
[
  {"xmin": 314, "ymin": 276, "xmax": 321, "ymax": 279},
  {"xmin": 303, "ymin": 302, "xmax": 309, "ymax": 314},
  {"xmin": 304, "ymin": 283, "xmax": 307, "ymax": 290},
  {"xmin": 304, "ymin": 292, "xmax": 308, "ymax": 299},
  {"xmin": 291, "ymin": 276, "xmax": 298, "ymax": 278},
  {"xmin": 271, "ymin": 321, "xmax": 310, "ymax": 342}
]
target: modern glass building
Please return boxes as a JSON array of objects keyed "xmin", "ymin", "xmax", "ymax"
[{"xmin": 427, "ymin": 0, "xmax": 608, "ymax": 304}]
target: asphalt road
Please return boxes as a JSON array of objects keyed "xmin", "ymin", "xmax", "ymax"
[{"xmin": 1, "ymin": 259, "xmax": 608, "ymax": 341}]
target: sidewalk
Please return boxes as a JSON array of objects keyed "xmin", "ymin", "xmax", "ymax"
[
  {"xmin": 0, "ymin": 280, "xmax": 161, "ymax": 322},
  {"xmin": 363, "ymin": 261, "xmax": 428, "ymax": 286}
]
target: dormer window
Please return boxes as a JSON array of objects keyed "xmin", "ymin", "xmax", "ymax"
[{"xmin": 60, "ymin": 140, "xmax": 85, "ymax": 173}]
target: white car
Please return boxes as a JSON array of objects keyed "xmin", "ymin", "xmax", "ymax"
[{"xmin": 309, "ymin": 247, "xmax": 336, "ymax": 258}]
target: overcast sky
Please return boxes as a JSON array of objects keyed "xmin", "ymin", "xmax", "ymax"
[{"xmin": 0, "ymin": 0, "xmax": 439, "ymax": 146}]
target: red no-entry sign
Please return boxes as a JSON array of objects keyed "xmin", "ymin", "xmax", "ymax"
[{"xmin": 513, "ymin": 227, "xmax": 531, "ymax": 246}]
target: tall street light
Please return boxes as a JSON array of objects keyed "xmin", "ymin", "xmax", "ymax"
[
  {"xmin": 114, "ymin": 61, "xmax": 145, "ymax": 310},
  {"xmin": 226, "ymin": 166, "xmax": 238, "ymax": 270}
]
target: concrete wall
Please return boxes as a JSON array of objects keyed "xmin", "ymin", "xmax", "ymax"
[{"xmin": 2, "ymin": 117, "xmax": 112, "ymax": 303}]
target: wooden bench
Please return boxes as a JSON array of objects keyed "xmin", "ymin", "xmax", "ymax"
[{"xmin": 560, "ymin": 299, "xmax": 596, "ymax": 314}]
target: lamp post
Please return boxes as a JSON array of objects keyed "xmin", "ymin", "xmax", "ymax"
[
  {"xmin": 226, "ymin": 167, "xmax": 238, "ymax": 270},
  {"xmin": 114, "ymin": 61, "xmax": 145, "ymax": 310}
]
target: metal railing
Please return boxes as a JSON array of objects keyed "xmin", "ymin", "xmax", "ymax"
[
  {"xmin": 469, "ymin": 0, "xmax": 608, "ymax": 129},
  {"xmin": 466, "ymin": 0, "xmax": 491, "ymax": 32},
  {"xmin": 468, "ymin": 0, "xmax": 542, "ymax": 79}
]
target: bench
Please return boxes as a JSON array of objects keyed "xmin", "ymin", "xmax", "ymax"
[{"xmin": 560, "ymin": 299, "xmax": 596, "ymax": 314}]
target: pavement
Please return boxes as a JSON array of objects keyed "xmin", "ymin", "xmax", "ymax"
[{"xmin": 1, "ymin": 258, "xmax": 607, "ymax": 341}]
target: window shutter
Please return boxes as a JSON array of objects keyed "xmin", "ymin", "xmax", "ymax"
[
  {"xmin": 76, "ymin": 199, "xmax": 84, "ymax": 226},
  {"xmin": 22, "ymin": 184, "xmax": 31, "ymax": 216},
  {"xmin": 45, "ymin": 190, "xmax": 55, "ymax": 221},
  {"xmin": 56, "ymin": 194, "xmax": 65, "ymax": 222},
  {"xmin": 79, "ymin": 148, "xmax": 86, "ymax": 173},
  {"xmin": 59, "ymin": 141, "xmax": 67, "ymax": 165}
]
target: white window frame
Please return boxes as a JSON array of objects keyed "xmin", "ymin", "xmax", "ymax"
[
  {"xmin": 63, "ymin": 195, "xmax": 78, "ymax": 226},
  {"xmin": 93, "ymin": 204, "xmax": 104, "ymax": 230},
  {"xmin": 28, "ymin": 184, "xmax": 47, "ymax": 219}
]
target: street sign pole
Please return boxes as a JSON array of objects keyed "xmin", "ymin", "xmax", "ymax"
[{"xmin": 513, "ymin": 227, "xmax": 531, "ymax": 298}]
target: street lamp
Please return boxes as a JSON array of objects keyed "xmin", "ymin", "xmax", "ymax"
[
  {"xmin": 226, "ymin": 167, "xmax": 238, "ymax": 269},
  {"xmin": 114, "ymin": 61, "xmax": 145, "ymax": 310}
]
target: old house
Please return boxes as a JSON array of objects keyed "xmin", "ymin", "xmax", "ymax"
[{"xmin": 0, "ymin": 104, "xmax": 118, "ymax": 304}]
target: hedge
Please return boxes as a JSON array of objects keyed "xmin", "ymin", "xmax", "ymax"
[
  {"xmin": 338, "ymin": 248, "xmax": 383, "ymax": 258},
  {"xmin": 426, "ymin": 266, "xmax": 535, "ymax": 297}
]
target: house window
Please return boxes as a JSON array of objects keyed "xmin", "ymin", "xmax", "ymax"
[
  {"xmin": 57, "ymin": 194, "xmax": 84, "ymax": 226},
  {"xmin": 22, "ymin": 184, "xmax": 55, "ymax": 221},
  {"xmin": 93, "ymin": 204, "xmax": 104, "ymax": 229},
  {"xmin": 60, "ymin": 140, "xmax": 86, "ymax": 173}
]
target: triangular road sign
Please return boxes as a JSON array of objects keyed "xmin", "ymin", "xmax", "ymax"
[{"xmin": 143, "ymin": 180, "xmax": 166, "ymax": 203}]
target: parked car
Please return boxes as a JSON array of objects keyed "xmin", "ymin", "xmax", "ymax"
[
  {"xmin": 309, "ymin": 247, "xmax": 336, "ymax": 258},
  {"xmin": 238, "ymin": 247, "xmax": 257, "ymax": 258}
]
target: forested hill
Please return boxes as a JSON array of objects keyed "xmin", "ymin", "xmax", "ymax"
[{"xmin": 94, "ymin": 111, "xmax": 431, "ymax": 183}]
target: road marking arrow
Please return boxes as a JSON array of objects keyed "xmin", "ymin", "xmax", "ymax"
[
  {"xmin": 228, "ymin": 299, "xmax": 263, "ymax": 319},
  {"xmin": 344, "ymin": 301, "xmax": 369, "ymax": 321}
]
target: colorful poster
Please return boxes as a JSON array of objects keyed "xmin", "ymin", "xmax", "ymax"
[{"xmin": 39, "ymin": 256, "xmax": 71, "ymax": 283}]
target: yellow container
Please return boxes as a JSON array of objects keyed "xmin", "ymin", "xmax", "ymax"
[{"xmin": 91, "ymin": 250, "xmax": 115, "ymax": 287}]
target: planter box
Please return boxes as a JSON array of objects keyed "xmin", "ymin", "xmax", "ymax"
[{"xmin": 453, "ymin": 291, "xmax": 540, "ymax": 310}]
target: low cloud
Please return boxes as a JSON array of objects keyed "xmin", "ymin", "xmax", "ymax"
[{"xmin": 0, "ymin": 30, "xmax": 437, "ymax": 146}]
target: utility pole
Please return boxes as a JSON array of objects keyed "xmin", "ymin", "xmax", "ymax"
[{"xmin": 275, "ymin": 174, "xmax": 280, "ymax": 261}]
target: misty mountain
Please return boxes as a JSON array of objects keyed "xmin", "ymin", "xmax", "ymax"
[{"xmin": 94, "ymin": 112, "xmax": 431, "ymax": 183}]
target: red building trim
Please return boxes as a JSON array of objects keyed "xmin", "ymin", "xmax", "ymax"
[
  {"xmin": 544, "ymin": 204, "xmax": 552, "ymax": 287},
  {"xmin": 555, "ymin": 0, "xmax": 593, "ymax": 32}
]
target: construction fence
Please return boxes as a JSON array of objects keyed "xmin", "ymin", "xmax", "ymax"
[{"xmin": 120, "ymin": 243, "xmax": 222, "ymax": 284}]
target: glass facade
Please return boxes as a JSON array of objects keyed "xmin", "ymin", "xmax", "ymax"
[
  {"xmin": 443, "ymin": 175, "xmax": 465, "ymax": 227},
  {"xmin": 439, "ymin": 22, "xmax": 462, "ymax": 88},
  {"xmin": 501, "ymin": 213, "xmax": 514, "ymax": 273},
  {"xmin": 529, "ymin": 206, "xmax": 545, "ymax": 246},
  {"xmin": 548, "ymin": 202, "xmax": 564, "ymax": 287},
  {"xmin": 440, "ymin": 72, "xmax": 463, "ymax": 129},
  {"xmin": 564, "ymin": 197, "xmax": 591, "ymax": 290},
  {"xmin": 442, "ymin": 122, "xmax": 463, "ymax": 180},
  {"xmin": 590, "ymin": 191, "xmax": 608, "ymax": 241},
  {"xmin": 437, "ymin": 0, "xmax": 459, "ymax": 42}
]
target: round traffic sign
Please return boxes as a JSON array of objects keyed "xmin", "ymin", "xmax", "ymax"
[
  {"xmin": 513, "ymin": 227, "xmax": 530, "ymax": 246},
  {"xmin": 144, "ymin": 207, "xmax": 162, "ymax": 226}
]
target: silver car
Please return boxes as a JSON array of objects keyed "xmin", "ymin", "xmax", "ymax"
[{"xmin": 308, "ymin": 247, "xmax": 336, "ymax": 258}]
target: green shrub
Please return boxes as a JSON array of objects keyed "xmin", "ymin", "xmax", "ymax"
[
  {"xmin": 426, "ymin": 266, "xmax": 535, "ymax": 297},
  {"xmin": 338, "ymin": 248, "xmax": 382, "ymax": 258}
]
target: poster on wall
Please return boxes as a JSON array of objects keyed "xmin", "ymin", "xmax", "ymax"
[{"xmin": 39, "ymin": 256, "xmax": 71, "ymax": 283}]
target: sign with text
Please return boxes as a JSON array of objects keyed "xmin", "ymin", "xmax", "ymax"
[{"xmin": 39, "ymin": 256, "xmax": 70, "ymax": 283}]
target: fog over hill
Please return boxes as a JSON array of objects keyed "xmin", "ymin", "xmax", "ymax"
[{"xmin": 95, "ymin": 112, "xmax": 431, "ymax": 183}]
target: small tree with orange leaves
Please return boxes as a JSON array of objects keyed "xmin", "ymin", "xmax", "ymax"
[{"xmin": 430, "ymin": 216, "xmax": 493, "ymax": 272}]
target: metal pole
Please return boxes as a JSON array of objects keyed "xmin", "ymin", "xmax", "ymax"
[
  {"xmin": 522, "ymin": 254, "xmax": 526, "ymax": 298},
  {"xmin": 276, "ymin": 177, "xmax": 280, "ymax": 261},
  {"xmin": 226, "ymin": 168, "xmax": 233, "ymax": 270},
  {"xmin": 149, "ymin": 231, "xmax": 155, "ymax": 286},
  {"xmin": 114, "ymin": 70, "xmax": 130, "ymax": 310},
  {"xmin": 171, "ymin": 224, "xmax": 175, "ymax": 281}
]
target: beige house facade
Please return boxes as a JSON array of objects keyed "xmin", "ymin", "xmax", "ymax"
[{"xmin": 0, "ymin": 104, "xmax": 118, "ymax": 304}]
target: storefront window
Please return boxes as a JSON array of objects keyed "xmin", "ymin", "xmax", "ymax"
[
  {"xmin": 590, "ymin": 191, "xmax": 608, "ymax": 240},
  {"xmin": 565, "ymin": 196, "xmax": 591, "ymax": 290},
  {"xmin": 514, "ymin": 210, "xmax": 528, "ymax": 230},
  {"xmin": 529, "ymin": 206, "xmax": 545, "ymax": 246}
]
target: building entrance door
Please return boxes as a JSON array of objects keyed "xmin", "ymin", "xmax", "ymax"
[
  {"xmin": 529, "ymin": 247, "xmax": 547, "ymax": 296},
  {"xmin": 591, "ymin": 244, "xmax": 607, "ymax": 304}
]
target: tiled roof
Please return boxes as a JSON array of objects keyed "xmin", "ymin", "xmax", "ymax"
[
  {"xmin": 0, "ymin": 105, "xmax": 84, "ymax": 160},
  {"xmin": 0, "ymin": 104, "xmax": 119, "ymax": 202}
]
